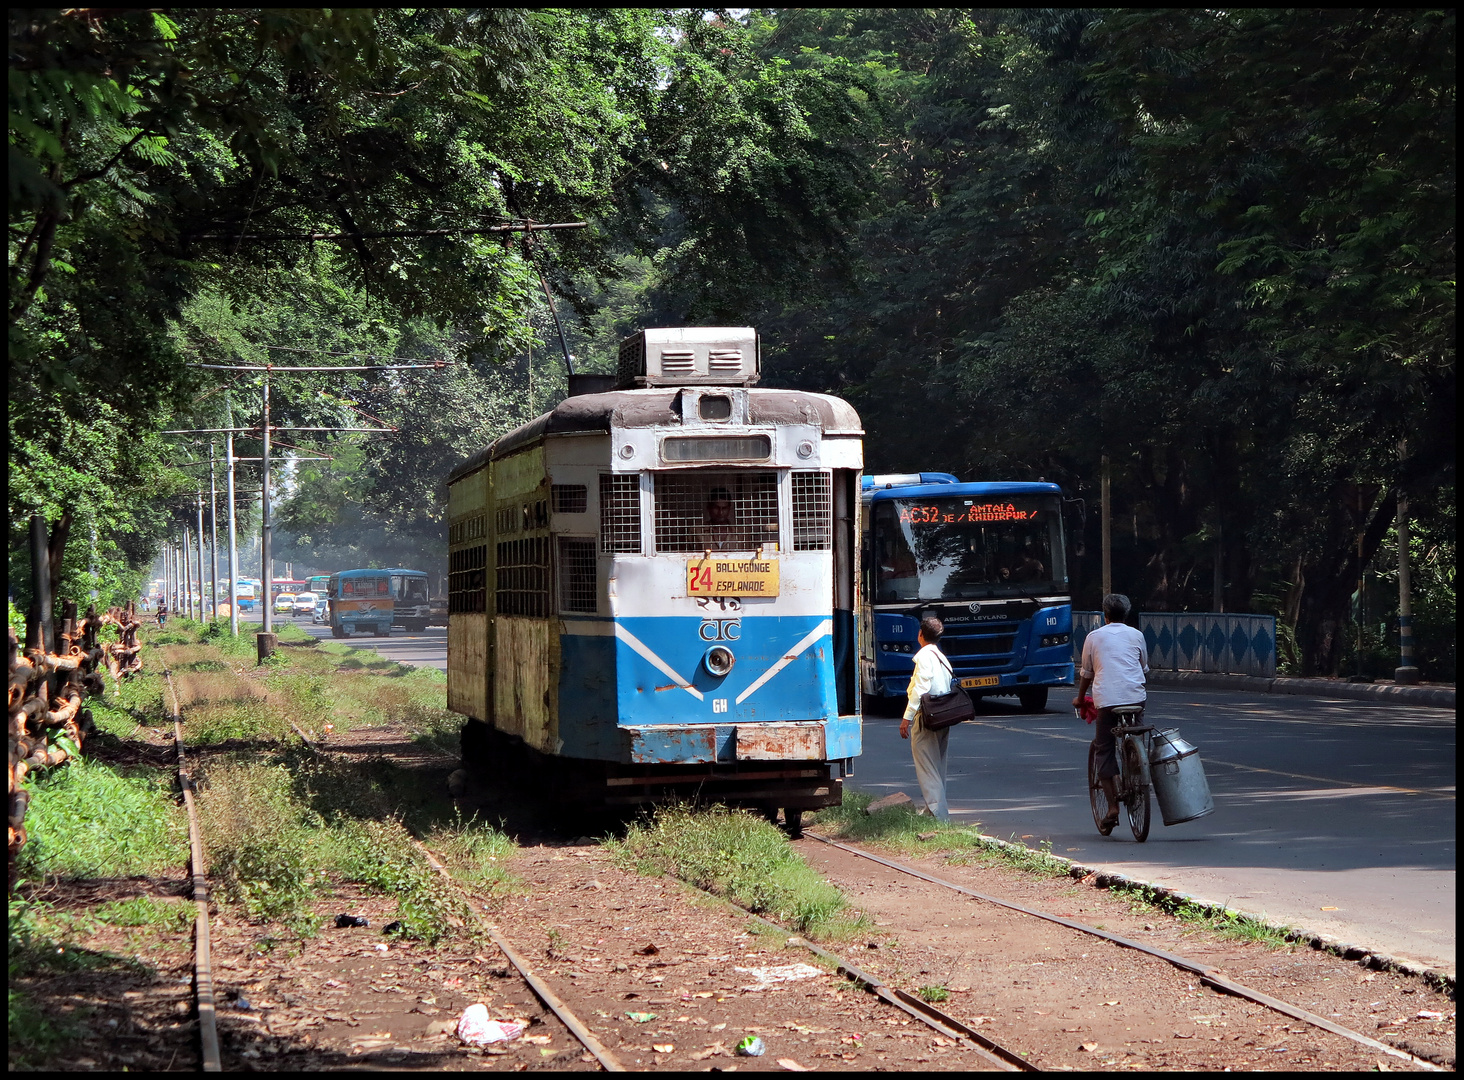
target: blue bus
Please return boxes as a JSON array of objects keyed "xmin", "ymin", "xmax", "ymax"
[{"xmin": 860, "ymin": 474, "xmax": 1073, "ymax": 712}]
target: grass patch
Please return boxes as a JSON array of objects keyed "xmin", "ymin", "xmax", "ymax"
[
  {"xmin": 917, "ymin": 984, "xmax": 950, "ymax": 1003},
  {"xmin": 15, "ymin": 758, "xmax": 186, "ymax": 883},
  {"xmin": 1108, "ymin": 880, "xmax": 1296, "ymax": 948},
  {"xmin": 608, "ymin": 805, "xmax": 868, "ymax": 940},
  {"xmin": 324, "ymin": 818, "xmax": 467, "ymax": 944},
  {"xmin": 814, "ymin": 789, "xmax": 1068, "ymax": 876},
  {"xmin": 427, "ymin": 813, "xmax": 519, "ymax": 897},
  {"xmin": 196, "ymin": 761, "xmax": 321, "ymax": 932},
  {"xmin": 93, "ymin": 896, "xmax": 192, "ymax": 931}
]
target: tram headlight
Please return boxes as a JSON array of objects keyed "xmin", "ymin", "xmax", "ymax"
[{"xmin": 703, "ymin": 645, "xmax": 735, "ymax": 678}]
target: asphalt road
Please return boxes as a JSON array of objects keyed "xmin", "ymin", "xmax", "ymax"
[
  {"xmin": 234, "ymin": 614, "xmax": 1455, "ymax": 971},
  {"xmin": 860, "ymin": 689, "xmax": 1456, "ymax": 973},
  {"xmin": 238, "ymin": 613, "xmax": 448, "ymax": 671}
]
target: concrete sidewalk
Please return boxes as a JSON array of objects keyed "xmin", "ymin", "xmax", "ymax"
[{"xmin": 1148, "ymin": 669, "xmax": 1455, "ymax": 709}]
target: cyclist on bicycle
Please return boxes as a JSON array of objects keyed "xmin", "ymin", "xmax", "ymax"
[{"xmin": 1072, "ymin": 593, "xmax": 1149, "ymax": 833}]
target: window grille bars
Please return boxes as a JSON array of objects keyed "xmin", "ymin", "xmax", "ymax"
[
  {"xmin": 600, "ymin": 474, "xmax": 642, "ymax": 553},
  {"xmin": 653, "ymin": 470, "xmax": 779, "ymax": 553},
  {"xmin": 791, "ymin": 471, "xmax": 832, "ymax": 551},
  {"xmin": 557, "ymin": 537, "xmax": 597, "ymax": 613}
]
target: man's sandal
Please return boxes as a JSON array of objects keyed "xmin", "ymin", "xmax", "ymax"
[{"xmin": 1099, "ymin": 806, "xmax": 1119, "ymax": 835}]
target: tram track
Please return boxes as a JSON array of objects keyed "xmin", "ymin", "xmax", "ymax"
[{"xmin": 806, "ymin": 832, "xmax": 1446, "ymax": 1071}]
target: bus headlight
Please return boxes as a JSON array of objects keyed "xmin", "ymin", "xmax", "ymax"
[
  {"xmin": 1040, "ymin": 634, "xmax": 1070, "ymax": 649},
  {"xmin": 703, "ymin": 645, "xmax": 735, "ymax": 678}
]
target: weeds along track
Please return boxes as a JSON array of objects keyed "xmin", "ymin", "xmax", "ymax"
[
  {"xmin": 805, "ymin": 832, "xmax": 1446, "ymax": 1072},
  {"xmin": 159, "ymin": 647, "xmax": 620, "ymax": 1072},
  {"xmin": 162, "ymin": 665, "xmax": 222, "ymax": 1073}
]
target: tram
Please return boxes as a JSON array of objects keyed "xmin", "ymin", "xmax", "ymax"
[{"xmin": 446, "ymin": 327, "xmax": 863, "ymax": 826}]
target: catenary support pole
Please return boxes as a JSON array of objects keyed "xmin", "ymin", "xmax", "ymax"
[
  {"xmin": 183, "ymin": 525, "xmax": 193, "ymax": 621},
  {"xmin": 195, "ymin": 492, "xmax": 208, "ymax": 622},
  {"xmin": 226, "ymin": 427, "xmax": 239, "ymax": 637},
  {"xmin": 1100, "ymin": 455, "xmax": 1112, "ymax": 600},
  {"xmin": 1395, "ymin": 489, "xmax": 1419, "ymax": 684},
  {"xmin": 209, "ymin": 445, "xmax": 220, "ymax": 624},
  {"xmin": 261, "ymin": 373, "xmax": 273, "ymax": 636}
]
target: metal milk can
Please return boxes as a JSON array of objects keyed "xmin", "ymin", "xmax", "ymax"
[{"xmin": 1148, "ymin": 728, "xmax": 1215, "ymax": 825}]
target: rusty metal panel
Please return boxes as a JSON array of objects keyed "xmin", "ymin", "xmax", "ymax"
[
  {"xmin": 627, "ymin": 725, "xmax": 718, "ymax": 765},
  {"xmin": 494, "ymin": 615, "xmax": 557, "ymax": 753},
  {"xmin": 447, "ymin": 613, "xmax": 488, "ymax": 719},
  {"xmin": 735, "ymin": 721, "xmax": 826, "ymax": 760}
]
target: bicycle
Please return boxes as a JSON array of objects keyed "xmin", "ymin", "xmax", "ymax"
[{"xmin": 1086, "ymin": 703, "xmax": 1152, "ymax": 842}]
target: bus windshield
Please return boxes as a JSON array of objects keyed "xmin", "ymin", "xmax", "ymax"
[{"xmin": 872, "ymin": 496, "xmax": 1067, "ymax": 602}]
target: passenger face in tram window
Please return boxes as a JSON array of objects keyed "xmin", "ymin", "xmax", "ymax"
[{"xmin": 706, "ymin": 487, "xmax": 735, "ymax": 526}]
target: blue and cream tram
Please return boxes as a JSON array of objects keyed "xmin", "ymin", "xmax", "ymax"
[{"xmin": 446, "ymin": 328, "xmax": 863, "ymax": 826}]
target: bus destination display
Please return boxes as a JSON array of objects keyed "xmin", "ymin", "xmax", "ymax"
[{"xmin": 898, "ymin": 502, "xmax": 1039, "ymax": 525}]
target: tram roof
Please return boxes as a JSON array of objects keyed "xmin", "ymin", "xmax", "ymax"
[
  {"xmin": 448, "ymin": 387, "xmax": 862, "ymax": 483},
  {"xmin": 865, "ymin": 480, "xmax": 1063, "ymax": 502}
]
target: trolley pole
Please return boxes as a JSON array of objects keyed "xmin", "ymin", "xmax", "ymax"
[
  {"xmin": 1100, "ymin": 455, "xmax": 1113, "ymax": 600},
  {"xmin": 1395, "ymin": 489, "xmax": 1419, "ymax": 684}
]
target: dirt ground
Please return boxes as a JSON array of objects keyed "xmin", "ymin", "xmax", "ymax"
[
  {"xmin": 14, "ymin": 711, "xmax": 1454, "ymax": 1073},
  {"xmin": 798, "ymin": 837, "xmax": 1456, "ymax": 1071}
]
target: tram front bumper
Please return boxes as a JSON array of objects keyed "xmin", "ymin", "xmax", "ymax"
[{"xmin": 625, "ymin": 716, "xmax": 860, "ymax": 766}]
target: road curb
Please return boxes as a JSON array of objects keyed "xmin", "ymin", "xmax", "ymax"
[
  {"xmin": 1148, "ymin": 669, "xmax": 1456, "ymax": 709},
  {"xmin": 970, "ymin": 830, "xmax": 1456, "ymax": 997}
]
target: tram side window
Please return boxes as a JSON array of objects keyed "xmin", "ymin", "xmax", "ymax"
[
  {"xmin": 449, "ymin": 547, "xmax": 487, "ymax": 612},
  {"xmin": 791, "ymin": 470, "xmax": 832, "ymax": 551},
  {"xmin": 496, "ymin": 536, "xmax": 549, "ymax": 616},
  {"xmin": 552, "ymin": 484, "xmax": 588, "ymax": 514},
  {"xmin": 557, "ymin": 537, "xmax": 597, "ymax": 613},
  {"xmin": 600, "ymin": 474, "xmax": 642, "ymax": 553},
  {"xmin": 654, "ymin": 470, "xmax": 779, "ymax": 553}
]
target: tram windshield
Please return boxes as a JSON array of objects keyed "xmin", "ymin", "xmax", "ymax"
[
  {"xmin": 654, "ymin": 470, "xmax": 780, "ymax": 553},
  {"xmin": 872, "ymin": 496, "xmax": 1067, "ymax": 602}
]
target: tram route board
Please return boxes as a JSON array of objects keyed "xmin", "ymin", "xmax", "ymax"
[{"xmin": 686, "ymin": 556, "xmax": 781, "ymax": 597}]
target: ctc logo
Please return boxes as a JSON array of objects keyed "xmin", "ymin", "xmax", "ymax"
[{"xmin": 699, "ymin": 618, "xmax": 742, "ymax": 642}]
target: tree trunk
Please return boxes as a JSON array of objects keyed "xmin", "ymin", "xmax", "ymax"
[
  {"xmin": 48, "ymin": 510, "xmax": 74, "ymax": 607},
  {"xmin": 1296, "ymin": 487, "xmax": 1396, "ymax": 675}
]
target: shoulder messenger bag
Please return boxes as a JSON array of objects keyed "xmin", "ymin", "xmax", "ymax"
[{"xmin": 919, "ymin": 651, "xmax": 974, "ymax": 731}]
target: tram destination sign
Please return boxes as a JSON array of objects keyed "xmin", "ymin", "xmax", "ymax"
[{"xmin": 686, "ymin": 556, "xmax": 781, "ymax": 597}]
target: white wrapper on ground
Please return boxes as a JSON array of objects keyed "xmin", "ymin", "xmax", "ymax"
[
  {"xmin": 456, "ymin": 1003, "xmax": 525, "ymax": 1045},
  {"xmin": 734, "ymin": 962, "xmax": 825, "ymax": 990}
]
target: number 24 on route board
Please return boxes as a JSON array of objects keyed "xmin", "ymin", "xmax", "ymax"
[{"xmin": 686, "ymin": 557, "xmax": 780, "ymax": 597}]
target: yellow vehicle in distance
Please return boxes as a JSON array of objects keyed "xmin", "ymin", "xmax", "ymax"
[{"xmin": 273, "ymin": 592, "xmax": 297, "ymax": 615}]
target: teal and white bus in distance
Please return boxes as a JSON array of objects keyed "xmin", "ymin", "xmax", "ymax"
[{"xmin": 860, "ymin": 474, "xmax": 1073, "ymax": 713}]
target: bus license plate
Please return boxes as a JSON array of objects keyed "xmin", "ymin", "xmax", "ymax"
[{"xmin": 960, "ymin": 676, "xmax": 1000, "ymax": 689}]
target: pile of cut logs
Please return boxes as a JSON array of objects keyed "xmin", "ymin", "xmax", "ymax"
[{"xmin": 8, "ymin": 601, "xmax": 143, "ymax": 876}]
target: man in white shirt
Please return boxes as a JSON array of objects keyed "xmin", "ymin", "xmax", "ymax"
[
  {"xmin": 901, "ymin": 616, "xmax": 955, "ymax": 820},
  {"xmin": 1072, "ymin": 593, "xmax": 1149, "ymax": 833}
]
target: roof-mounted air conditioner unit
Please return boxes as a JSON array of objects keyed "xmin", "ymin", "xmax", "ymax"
[{"xmin": 615, "ymin": 327, "xmax": 760, "ymax": 389}]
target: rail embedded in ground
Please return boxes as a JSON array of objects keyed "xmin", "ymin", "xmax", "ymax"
[{"xmin": 809, "ymin": 833, "xmax": 1445, "ymax": 1071}]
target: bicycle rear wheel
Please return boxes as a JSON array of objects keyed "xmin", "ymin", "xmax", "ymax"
[
  {"xmin": 1088, "ymin": 744, "xmax": 1111, "ymax": 835},
  {"xmin": 1122, "ymin": 740, "xmax": 1151, "ymax": 842}
]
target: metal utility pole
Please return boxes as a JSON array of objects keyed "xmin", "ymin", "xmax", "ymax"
[
  {"xmin": 209, "ymin": 444, "xmax": 220, "ymax": 624},
  {"xmin": 261, "ymin": 374, "xmax": 273, "ymax": 638},
  {"xmin": 1100, "ymin": 455, "xmax": 1113, "ymax": 600},
  {"xmin": 1395, "ymin": 489, "xmax": 1419, "ymax": 684},
  {"xmin": 195, "ymin": 492, "xmax": 208, "ymax": 621},
  {"xmin": 183, "ymin": 525, "xmax": 194, "ymax": 621},
  {"xmin": 226, "ymin": 422, "xmax": 240, "ymax": 638}
]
